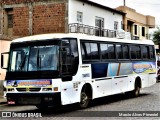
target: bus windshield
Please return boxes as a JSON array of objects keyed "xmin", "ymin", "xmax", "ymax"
[{"xmin": 9, "ymin": 45, "xmax": 59, "ymax": 72}]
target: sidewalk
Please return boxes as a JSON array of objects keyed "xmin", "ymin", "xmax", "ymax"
[{"xmin": 0, "ymin": 96, "xmax": 7, "ymax": 104}]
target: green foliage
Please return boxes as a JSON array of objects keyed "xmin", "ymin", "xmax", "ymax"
[{"xmin": 153, "ymin": 29, "xmax": 160, "ymax": 44}]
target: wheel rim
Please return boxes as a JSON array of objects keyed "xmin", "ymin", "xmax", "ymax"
[
  {"xmin": 80, "ymin": 92, "xmax": 89, "ymax": 108},
  {"xmin": 135, "ymin": 86, "xmax": 140, "ymax": 96}
]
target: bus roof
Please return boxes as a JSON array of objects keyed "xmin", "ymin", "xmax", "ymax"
[{"xmin": 12, "ymin": 33, "xmax": 154, "ymax": 45}]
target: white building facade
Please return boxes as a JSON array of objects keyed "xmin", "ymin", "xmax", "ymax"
[{"xmin": 68, "ymin": 0, "xmax": 125, "ymax": 37}]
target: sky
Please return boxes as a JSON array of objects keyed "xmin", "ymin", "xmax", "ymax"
[{"xmin": 90, "ymin": 0, "xmax": 160, "ymax": 32}]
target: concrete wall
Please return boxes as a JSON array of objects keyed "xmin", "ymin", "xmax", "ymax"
[
  {"xmin": 146, "ymin": 15, "xmax": 155, "ymax": 28},
  {"xmin": 0, "ymin": 80, "xmax": 4, "ymax": 96},
  {"xmin": 0, "ymin": 40, "xmax": 11, "ymax": 96},
  {"xmin": 116, "ymin": 6, "xmax": 155, "ymax": 40},
  {"xmin": 0, "ymin": 40, "xmax": 11, "ymax": 80}
]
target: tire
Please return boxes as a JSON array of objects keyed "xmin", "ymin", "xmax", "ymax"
[
  {"xmin": 36, "ymin": 104, "xmax": 49, "ymax": 109},
  {"xmin": 79, "ymin": 91, "xmax": 90, "ymax": 109},
  {"xmin": 132, "ymin": 82, "xmax": 140, "ymax": 97}
]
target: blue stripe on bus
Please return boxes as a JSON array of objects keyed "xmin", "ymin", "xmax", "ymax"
[{"xmin": 91, "ymin": 63, "xmax": 108, "ymax": 78}]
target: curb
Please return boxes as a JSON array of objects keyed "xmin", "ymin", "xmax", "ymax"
[
  {"xmin": 0, "ymin": 97, "xmax": 7, "ymax": 105},
  {"xmin": 0, "ymin": 101, "xmax": 7, "ymax": 105}
]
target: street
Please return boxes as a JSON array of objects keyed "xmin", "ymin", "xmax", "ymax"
[{"xmin": 0, "ymin": 82, "xmax": 160, "ymax": 120}]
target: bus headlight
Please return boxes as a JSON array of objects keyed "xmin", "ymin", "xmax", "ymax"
[
  {"xmin": 7, "ymin": 88, "xmax": 15, "ymax": 92},
  {"xmin": 42, "ymin": 88, "xmax": 52, "ymax": 91}
]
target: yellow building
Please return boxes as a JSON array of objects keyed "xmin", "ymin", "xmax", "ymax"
[{"xmin": 116, "ymin": 6, "xmax": 155, "ymax": 40}]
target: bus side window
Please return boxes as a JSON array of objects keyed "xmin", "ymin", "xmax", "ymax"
[
  {"xmin": 84, "ymin": 42, "xmax": 91, "ymax": 60},
  {"xmin": 100, "ymin": 43, "xmax": 115, "ymax": 60},
  {"xmin": 61, "ymin": 39, "xmax": 79, "ymax": 75},
  {"xmin": 90, "ymin": 43, "xmax": 99, "ymax": 59},
  {"xmin": 130, "ymin": 46, "xmax": 136, "ymax": 59},
  {"xmin": 70, "ymin": 39, "xmax": 79, "ymax": 75},
  {"xmin": 108, "ymin": 44, "xmax": 115, "ymax": 59},
  {"xmin": 130, "ymin": 45, "xmax": 141, "ymax": 59},
  {"xmin": 122, "ymin": 45, "xmax": 129, "ymax": 59},
  {"xmin": 149, "ymin": 46, "xmax": 155, "ymax": 59},
  {"xmin": 100, "ymin": 43, "xmax": 109, "ymax": 59},
  {"xmin": 142, "ymin": 46, "xmax": 149, "ymax": 59},
  {"xmin": 81, "ymin": 42, "xmax": 99, "ymax": 61},
  {"xmin": 116, "ymin": 44, "xmax": 123, "ymax": 59},
  {"xmin": 81, "ymin": 43, "xmax": 85, "ymax": 60}
]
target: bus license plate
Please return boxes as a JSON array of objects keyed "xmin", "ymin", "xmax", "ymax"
[{"xmin": 19, "ymin": 97, "xmax": 41, "ymax": 104}]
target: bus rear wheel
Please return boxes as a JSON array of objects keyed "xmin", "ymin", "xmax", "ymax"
[
  {"xmin": 133, "ymin": 85, "xmax": 140, "ymax": 97},
  {"xmin": 79, "ymin": 91, "xmax": 90, "ymax": 109},
  {"xmin": 131, "ymin": 81, "xmax": 141, "ymax": 97}
]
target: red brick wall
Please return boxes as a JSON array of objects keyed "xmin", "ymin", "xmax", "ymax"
[
  {"xmin": 0, "ymin": 9, "xmax": 2, "ymax": 34},
  {"xmin": 1, "ymin": 2, "xmax": 66, "ymax": 37},
  {"xmin": 0, "ymin": 0, "xmax": 52, "ymax": 4},
  {"xmin": 32, "ymin": 3, "xmax": 65, "ymax": 35},
  {"xmin": 13, "ymin": 7, "xmax": 29, "ymax": 36}
]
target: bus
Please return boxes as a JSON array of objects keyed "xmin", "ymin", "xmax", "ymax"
[{"xmin": 1, "ymin": 33, "xmax": 157, "ymax": 109}]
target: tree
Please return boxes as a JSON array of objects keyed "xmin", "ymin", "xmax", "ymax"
[{"xmin": 152, "ymin": 29, "xmax": 160, "ymax": 45}]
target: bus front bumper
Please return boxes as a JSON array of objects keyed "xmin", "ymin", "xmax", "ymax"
[{"xmin": 6, "ymin": 93, "xmax": 61, "ymax": 106}]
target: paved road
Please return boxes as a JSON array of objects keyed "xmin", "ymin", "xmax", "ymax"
[{"xmin": 0, "ymin": 82, "xmax": 160, "ymax": 120}]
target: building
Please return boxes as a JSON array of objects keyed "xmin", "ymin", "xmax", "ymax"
[
  {"xmin": 116, "ymin": 6, "xmax": 155, "ymax": 40},
  {"xmin": 0, "ymin": 0, "xmax": 125, "ymax": 38},
  {"xmin": 68, "ymin": 0, "xmax": 125, "ymax": 37},
  {"xmin": 0, "ymin": 0, "xmax": 125, "ymax": 80}
]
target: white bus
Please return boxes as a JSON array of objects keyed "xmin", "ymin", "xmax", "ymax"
[{"xmin": 1, "ymin": 33, "xmax": 157, "ymax": 109}]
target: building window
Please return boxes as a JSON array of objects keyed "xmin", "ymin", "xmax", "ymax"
[
  {"xmin": 114, "ymin": 21, "xmax": 118, "ymax": 30},
  {"xmin": 8, "ymin": 14, "xmax": 13, "ymax": 28},
  {"xmin": 4, "ymin": 8, "xmax": 13, "ymax": 36},
  {"xmin": 121, "ymin": 21, "xmax": 124, "ymax": 29},
  {"xmin": 6, "ymin": 8, "xmax": 13, "ymax": 28},
  {"xmin": 77, "ymin": 11, "xmax": 83, "ymax": 23},
  {"xmin": 95, "ymin": 17, "xmax": 104, "ymax": 36},
  {"xmin": 95, "ymin": 17, "xmax": 104, "ymax": 28},
  {"xmin": 134, "ymin": 25, "xmax": 137, "ymax": 35},
  {"xmin": 142, "ymin": 27, "xmax": 145, "ymax": 37}
]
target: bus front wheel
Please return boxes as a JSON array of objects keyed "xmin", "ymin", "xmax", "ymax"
[
  {"xmin": 79, "ymin": 91, "xmax": 90, "ymax": 109},
  {"xmin": 36, "ymin": 104, "xmax": 49, "ymax": 109}
]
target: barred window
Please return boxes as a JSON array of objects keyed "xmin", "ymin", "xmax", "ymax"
[
  {"xmin": 77, "ymin": 11, "xmax": 83, "ymax": 23},
  {"xmin": 114, "ymin": 21, "xmax": 118, "ymax": 30}
]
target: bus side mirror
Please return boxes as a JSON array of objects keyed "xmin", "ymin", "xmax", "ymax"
[{"xmin": 1, "ymin": 52, "xmax": 9, "ymax": 69}]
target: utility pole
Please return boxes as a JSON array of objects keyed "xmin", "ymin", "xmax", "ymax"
[{"xmin": 124, "ymin": 0, "xmax": 126, "ymax": 6}]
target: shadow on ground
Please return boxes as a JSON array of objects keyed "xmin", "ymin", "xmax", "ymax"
[{"xmin": 17, "ymin": 92, "xmax": 150, "ymax": 117}]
